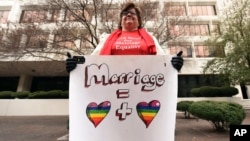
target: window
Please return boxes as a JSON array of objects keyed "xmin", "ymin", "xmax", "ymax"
[
  {"xmin": 54, "ymin": 34, "xmax": 76, "ymax": 48},
  {"xmin": 20, "ymin": 10, "xmax": 47, "ymax": 23},
  {"xmin": 100, "ymin": 6, "xmax": 119, "ymax": 22},
  {"xmin": 79, "ymin": 36, "xmax": 91, "ymax": 49},
  {"xmin": 20, "ymin": 9, "xmax": 61, "ymax": 23},
  {"xmin": 65, "ymin": 9, "xmax": 90, "ymax": 21},
  {"xmin": 31, "ymin": 77, "xmax": 69, "ymax": 91},
  {"xmin": 49, "ymin": 9, "xmax": 61, "ymax": 22},
  {"xmin": 170, "ymin": 24, "xmax": 209, "ymax": 36},
  {"xmin": 165, "ymin": 5, "xmax": 186, "ymax": 16},
  {"xmin": 168, "ymin": 45, "xmax": 192, "ymax": 57},
  {"xmin": 194, "ymin": 45, "xmax": 216, "ymax": 57},
  {"xmin": 26, "ymin": 33, "xmax": 49, "ymax": 48},
  {"xmin": 141, "ymin": 2, "xmax": 159, "ymax": 21},
  {"xmin": 0, "ymin": 77, "xmax": 19, "ymax": 91},
  {"xmin": 54, "ymin": 28, "xmax": 92, "ymax": 49},
  {"xmin": 189, "ymin": 5, "xmax": 216, "ymax": 16},
  {"xmin": 0, "ymin": 10, "xmax": 9, "ymax": 23},
  {"xmin": 106, "ymin": 8, "xmax": 119, "ymax": 21},
  {"xmin": 184, "ymin": 24, "xmax": 209, "ymax": 36},
  {"xmin": 144, "ymin": 9, "xmax": 158, "ymax": 21},
  {"xmin": 211, "ymin": 24, "xmax": 221, "ymax": 34},
  {"xmin": 178, "ymin": 75, "xmax": 225, "ymax": 97}
]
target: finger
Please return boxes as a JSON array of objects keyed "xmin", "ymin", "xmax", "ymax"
[
  {"xmin": 66, "ymin": 58, "xmax": 77, "ymax": 63},
  {"xmin": 172, "ymin": 57, "xmax": 183, "ymax": 62},
  {"xmin": 67, "ymin": 52, "xmax": 72, "ymax": 58},
  {"xmin": 177, "ymin": 51, "xmax": 183, "ymax": 57},
  {"xmin": 172, "ymin": 60, "xmax": 183, "ymax": 65}
]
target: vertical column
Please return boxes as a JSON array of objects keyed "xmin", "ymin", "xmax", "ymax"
[
  {"xmin": 185, "ymin": 0, "xmax": 189, "ymax": 16},
  {"xmin": 246, "ymin": 85, "xmax": 250, "ymax": 99},
  {"xmin": 191, "ymin": 41, "xmax": 196, "ymax": 58},
  {"xmin": 17, "ymin": 74, "xmax": 33, "ymax": 92},
  {"xmin": 8, "ymin": 1, "xmax": 22, "ymax": 23}
]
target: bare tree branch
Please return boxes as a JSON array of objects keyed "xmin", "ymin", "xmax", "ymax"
[{"xmin": 0, "ymin": 0, "xmax": 185, "ymax": 61}]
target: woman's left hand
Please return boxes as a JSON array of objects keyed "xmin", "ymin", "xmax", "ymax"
[{"xmin": 171, "ymin": 51, "xmax": 184, "ymax": 71}]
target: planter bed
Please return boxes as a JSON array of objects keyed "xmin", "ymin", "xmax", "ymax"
[{"xmin": 0, "ymin": 99, "xmax": 68, "ymax": 116}]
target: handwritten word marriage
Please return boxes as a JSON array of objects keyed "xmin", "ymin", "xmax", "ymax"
[{"xmin": 85, "ymin": 63, "xmax": 165, "ymax": 91}]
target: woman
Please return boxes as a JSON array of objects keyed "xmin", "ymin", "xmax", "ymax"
[
  {"xmin": 91, "ymin": 2, "xmax": 164, "ymax": 55},
  {"xmin": 66, "ymin": 2, "xmax": 183, "ymax": 72}
]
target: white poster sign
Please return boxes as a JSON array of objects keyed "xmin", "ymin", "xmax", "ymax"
[{"xmin": 69, "ymin": 55, "xmax": 178, "ymax": 141}]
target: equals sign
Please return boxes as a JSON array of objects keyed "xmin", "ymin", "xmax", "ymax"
[{"xmin": 116, "ymin": 89, "xmax": 129, "ymax": 98}]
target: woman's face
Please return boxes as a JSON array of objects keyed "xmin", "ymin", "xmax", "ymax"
[{"xmin": 121, "ymin": 8, "xmax": 139, "ymax": 31}]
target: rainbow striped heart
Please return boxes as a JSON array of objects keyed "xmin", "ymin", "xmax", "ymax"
[
  {"xmin": 136, "ymin": 100, "xmax": 160, "ymax": 128},
  {"xmin": 86, "ymin": 101, "xmax": 111, "ymax": 127}
]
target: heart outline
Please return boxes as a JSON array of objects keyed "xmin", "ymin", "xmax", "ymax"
[
  {"xmin": 136, "ymin": 100, "xmax": 160, "ymax": 128},
  {"xmin": 86, "ymin": 101, "xmax": 111, "ymax": 127}
]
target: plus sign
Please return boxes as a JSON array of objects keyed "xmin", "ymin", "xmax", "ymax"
[{"xmin": 116, "ymin": 102, "xmax": 132, "ymax": 120}]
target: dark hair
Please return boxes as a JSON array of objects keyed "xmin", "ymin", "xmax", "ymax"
[{"xmin": 118, "ymin": 2, "xmax": 142, "ymax": 29}]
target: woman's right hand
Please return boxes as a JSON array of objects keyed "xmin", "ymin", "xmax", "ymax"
[{"xmin": 65, "ymin": 52, "xmax": 77, "ymax": 73}]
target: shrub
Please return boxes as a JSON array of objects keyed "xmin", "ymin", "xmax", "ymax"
[
  {"xmin": 190, "ymin": 88, "xmax": 200, "ymax": 97},
  {"xmin": 0, "ymin": 91, "xmax": 14, "ymax": 99},
  {"xmin": 28, "ymin": 91, "xmax": 47, "ymax": 99},
  {"xmin": 61, "ymin": 91, "xmax": 69, "ymax": 98},
  {"xmin": 12, "ymin": 91, "xmax": 30, "ymax": 99},
  {"xmin": 199, "ymin": 86, "xmax": 220, "ymax": 97},
  {"xmin": 191, "ymin": 86, "xmax": 238, "ymax": 97},
  {"xmin": 46, "ymin": 90, "xmax": 63, "ymax": 98},
  {"xmin": 28, "ymin": 90, "xmax": 68, "ymax": 99},
  {"xmin": 177, "ymin": 101, "xmax": 194, "ymax": 118},
  {"xmin": 220, "ymin": 87, "xmax": 238, "ymax": 96},
  {"xmin": 0, "ymin": 90, "xmax": 69, "ymax": 99},
  {"xmin": 189, "ymin": 100, "xmax": 246, "ymax": 131}
]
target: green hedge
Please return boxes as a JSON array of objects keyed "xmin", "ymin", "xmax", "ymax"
[
  {"xmin": 177, "ymin": 101, "xmax": 194, "ymax": 118},
  {"xmin": 12, "ymin": 91, "xmax": 30, "ymax": 99},
  {"xmin": 189, "ymin": 100, "xmax": 246, "ymax": 131},
  {"xmin": 191, "ymin": 86, "xmax": 238, "ymax": 97},
  {"xmin": 0, "ymin": 90, "xmax": 69, "ymax": 99},
  {"xmin": 0, "ymin": 91, "xmax": 15, "ymax": 99}
]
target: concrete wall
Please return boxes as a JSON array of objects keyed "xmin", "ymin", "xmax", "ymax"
[{"xmin": 0, "ymin": 99, "xmax": 68, "ymax": 116}]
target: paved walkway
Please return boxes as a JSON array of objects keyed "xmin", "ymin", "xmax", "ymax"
[{"xmin": 0, "ymin": 110, "xmax": 249, "ymax": 141}]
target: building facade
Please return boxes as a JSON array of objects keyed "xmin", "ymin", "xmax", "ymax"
[{"xmin": 0, "ymin": 0, "xmax": 247, "ymax": 98}]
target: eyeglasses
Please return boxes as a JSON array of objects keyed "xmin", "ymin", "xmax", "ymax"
[{"xmin": 121, "ymin": 11, "xmax": 137, "ymax": 16}]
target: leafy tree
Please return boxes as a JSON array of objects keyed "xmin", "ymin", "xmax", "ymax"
[{"xmin": 203, "ymin": 0, "xmax": 250, "ymax": 98}]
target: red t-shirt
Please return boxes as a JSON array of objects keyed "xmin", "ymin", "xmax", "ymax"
[{"xmin": 111, "ymin": 31, "xmax": 148, "ymax": 55}]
